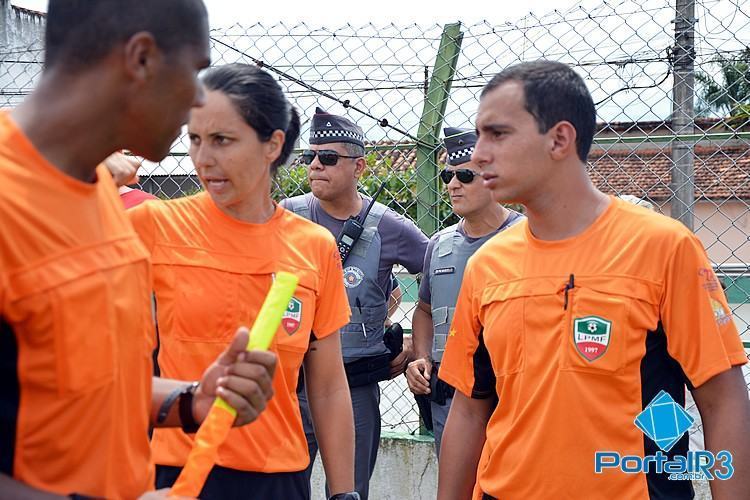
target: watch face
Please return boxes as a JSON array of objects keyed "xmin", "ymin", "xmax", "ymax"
[{"xmin": 329, "ymin": 494, "xmax": 361, "ymax": 500}]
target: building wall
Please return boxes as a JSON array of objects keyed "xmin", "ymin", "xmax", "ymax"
[
  {"xmin": 0, "ymin": 1, "xmax": 44, "ymax": 45},
  {"xmin": 0, "ymin": 1, "xmax": 44, "ymax": 108},
  {"xmin": 595, "ymin": 119, "xmax": 750, "ymax": 152},
  {"xmin": 310, "ymin": 434, "xmax": 437, "ymax": 500},
  {"xmin": 309, "ymin": 434, "xmax": 712, "ymax": 500},
  {"xmin": 656, "ymin": 200, "xmax": 750, "ymax": 264}
]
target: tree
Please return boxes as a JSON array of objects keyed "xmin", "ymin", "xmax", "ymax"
[{"xmin": 696, "ymin": 48, "xmax": 750, "ymax": 122}]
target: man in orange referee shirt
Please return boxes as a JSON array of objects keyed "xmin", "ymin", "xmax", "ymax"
[
  {"xmin": 0, "ymin": 1, "xmax": 277, "ymax": 498},
  {"xmin": 438, "ymin": 60, "xmax": 749, "ymax": 500}
]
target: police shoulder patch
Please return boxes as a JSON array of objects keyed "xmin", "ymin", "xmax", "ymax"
[{"xmin": 343, "ymin": 266, "xmax": 365, "ymax": 288}]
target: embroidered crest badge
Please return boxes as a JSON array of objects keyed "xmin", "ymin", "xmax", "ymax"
[
  {"xmin": 282, "ymin": 297, "xmax": 302, "ymax": 335},
  {"xmin": 573, "ymin": 315, "xmax": 612, "ymax": 362}
]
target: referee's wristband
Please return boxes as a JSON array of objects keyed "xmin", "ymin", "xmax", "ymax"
[
  {"xmin": 156, "ymin": 386, "xmax": 183, "ymax": 425},
  {"xmin": 155, "ymin": 381, "xmax": 199, "ymax": 429},
  {"xmin": 179, "ymin": 381, "xmax": 201, "ymax": 433}
]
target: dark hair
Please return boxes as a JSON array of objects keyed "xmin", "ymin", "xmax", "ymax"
[
  {"xmin": 201, "ymin": 64, "xmax": 301, "ymax": 174},
  {"xmin": 482, "ymin": 60, "xmax": 596, "ymax": 162},
  {"xmin": 45, "ymin": 0, "xmax": 208, "ymax": 71}
]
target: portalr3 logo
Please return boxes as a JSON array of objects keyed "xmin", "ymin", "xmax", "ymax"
[{"xmin": 595, "ymin": 390, "xmax": 734, "ymax": 481}]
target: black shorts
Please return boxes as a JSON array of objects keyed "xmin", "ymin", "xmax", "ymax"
[{"xmin": 155, "ymin": 463, "xmax": 310, "ymax": 500}]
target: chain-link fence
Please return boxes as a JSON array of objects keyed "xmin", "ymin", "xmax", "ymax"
[{"xmin": 2, "ymin": 0, "xmax": 748, "ymax": 438}]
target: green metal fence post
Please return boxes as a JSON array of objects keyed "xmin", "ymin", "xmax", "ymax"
[
  {"xmin": 415, "ymin": 22, "xmax": 463, "ymax": 237},
  {"xmin": 413, "ymin": 22, "xmax": 463, "ymax": 438}
]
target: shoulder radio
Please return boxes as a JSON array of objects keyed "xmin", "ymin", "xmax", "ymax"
[{"xmin": 336, "ymin": 181, "xmax": 387, "ymax": 264}]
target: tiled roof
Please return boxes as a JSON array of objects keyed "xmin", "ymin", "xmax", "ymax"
[
  {"xmin": 365, "ymin": 142, "xmax": 750, "ymax": 201},
  {"xmin": 595, "ymin": 118, "xmax": 738, "ymax": 134},
  {"xmin": 588, "ymin": 146, "xmax": 750, "ymax": 201}
]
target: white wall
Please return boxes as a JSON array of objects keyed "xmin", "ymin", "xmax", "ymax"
[
  {"xmin": 310, "ymin": 434, "xmax": 713, "ymax": 500},
  {"xmin": 658, "ymin": 200, "xmax": 750, "ymax": 264},
  {"xmin": 0, "ymin": 0, "xmax": 44, "ymax": 108}
]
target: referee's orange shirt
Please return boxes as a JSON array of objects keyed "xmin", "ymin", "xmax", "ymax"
[
  {"xmin": 0, "ymin": 112, "xmax": 155, "ymax": 498},
  {"xmin": 440, "ymin": 197, "xmax": 747, "ymax": 500},
  {"xmin": 129, "ymin": 192, "xmax": 350, "ymax": 473}
]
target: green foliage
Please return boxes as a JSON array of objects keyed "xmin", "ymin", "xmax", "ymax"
[
  {"xmin": 273, "ymin": 154, "xmax": 459, "ymax": 233},
  {"xmin": 273, "ymin": 163, "xmax": 310, "ymax": 198},
  {"xmin": 696, "ymin": 48, "xmax": 750, "ymax": 120},
  {"xmin": 359, "ymin": 153, "xmax": 458, "ymax": 227},
  {"xmin": 273, "ymin": 154, "xmax": 523, "ymax": 236}
]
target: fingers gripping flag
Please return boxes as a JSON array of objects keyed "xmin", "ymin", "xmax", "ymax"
[{"xmin": 169, "ymin": 272, "xmax": 299, "ymax": 497}]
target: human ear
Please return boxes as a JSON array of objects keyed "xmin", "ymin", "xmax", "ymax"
[
  {"xmin": 266, "ymin": 129, "xmax": 285, "ymax": 166},
  {"xmin": 353, "ymin": 156, "xmax": 367, "ymax": 179},
  {"xmin": 549, "ymin": 121, "xmax": 578, "ymax": 161},
  {"xmin": 122, "ymin": 32, "xmax": 160, "ymax": 83}
]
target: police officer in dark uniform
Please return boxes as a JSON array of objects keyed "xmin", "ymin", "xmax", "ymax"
[
  {"xmin": 282, "ymin": 108, "xmax": 428, "ymax": 499},
  {"xmin": 405, "ymin": 127, "xmax": 523, "ymax": 456}
]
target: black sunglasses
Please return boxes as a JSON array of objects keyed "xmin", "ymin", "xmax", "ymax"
[
  {"xmin": 299, "ymin": 149, "xmax": 360, "ymax": 166},
  {"xmin": 440, "ymin": 168, "xmax": 479, "ymax": 184}
]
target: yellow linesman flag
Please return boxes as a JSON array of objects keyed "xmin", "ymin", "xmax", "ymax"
[{"xmin": 169, "ymin": 272, "xmax": 299, "ymax": 498}]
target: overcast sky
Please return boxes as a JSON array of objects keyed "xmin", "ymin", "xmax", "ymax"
[
  {"xmin": 11, "ymin": 0, "xmax": 579, "ymax": 26},
  {"xmin": 9, "ymin": 0, "xmax": 746, "ymax": 176}
]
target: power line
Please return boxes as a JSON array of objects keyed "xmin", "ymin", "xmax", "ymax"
[{"xmin": 209, "ymin": 36, "xmax": 430, "ymax": 146}]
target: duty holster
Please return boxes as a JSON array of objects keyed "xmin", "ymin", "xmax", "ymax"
[
  {"xmin": 414, "ymin": 363, "xmax": 456, "ymax": 431},
  {"xmin": 343, "ymin": 323, "xmax": 404, "ymax": 388},
  {"xmin": 344, "ymin": 353, "xmax": 391, "ymax": 387},
  {"xmin": 383, "ymin": 322, "xmax": 403, "ymax": 360},
  {"xmin": 429, "ymin": 363, "xmax": 455, "ymax": 406},
  {"xmin": 413, "ymin": 362, "xmax": 455, "ymax": 431},
  {"xmin": 414, "ymin": 394, "xmax": 433, "ymax": 431}
]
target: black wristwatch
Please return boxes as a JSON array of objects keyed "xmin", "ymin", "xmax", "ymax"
[
  {"xmin": 178, "ymin": 381, "xmax": 201, "ymax": 433},
  {"xmin": 329, "ymin": 493, "xmax": 361, "ymax": 500}
]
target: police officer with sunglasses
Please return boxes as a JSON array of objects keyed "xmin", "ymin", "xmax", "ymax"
[
  {"xmin": 281, "ymin": 107, "xmax": 428, "ymax": 499},
  {"xmin": 405, "ymin": 127, "xmax": 523, "ymax": 456}
]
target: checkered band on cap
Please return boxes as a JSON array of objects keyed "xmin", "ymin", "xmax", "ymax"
[
  {"xmin": 448, "ymin": 147, "xmax": 474, "ymax": 162},
  {"xmin": 443, "ymin": 126, "xmax": 477, "ymax": 166},
  {"xmin": 309, "ymin": 106, "xmax": 365, "ymax": 148},
  {"xmin": 311, "ymin": 128, "xmax": 365, "ymax": 143}
]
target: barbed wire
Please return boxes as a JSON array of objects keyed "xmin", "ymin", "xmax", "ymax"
[{"xmin": 210, "ymin": 36, "xmax": 430, "ymax": 146}]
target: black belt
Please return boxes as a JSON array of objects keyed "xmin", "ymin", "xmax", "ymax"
[
  {"xmin": 343, "ymin": 323, "xmax": 404, "ymax": 388},
  {"xmin": 482, "ymin": 494, "xmax": 497, "ymax": 500},
  {"xmin": 344, "ymin": 353, "xmax": 391, "ymax": 387}
]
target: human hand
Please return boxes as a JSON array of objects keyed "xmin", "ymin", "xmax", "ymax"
[
  {"xmin": 405, "ymin": 357, "xmax": 432, "ymax": 395},
  {"xmin": 193, "ymin": 327, "xmax": 278, "ymax": 427},
  {"xmin": 104, "ymin": 151, "xmax": 141, "ymax": 186}
]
